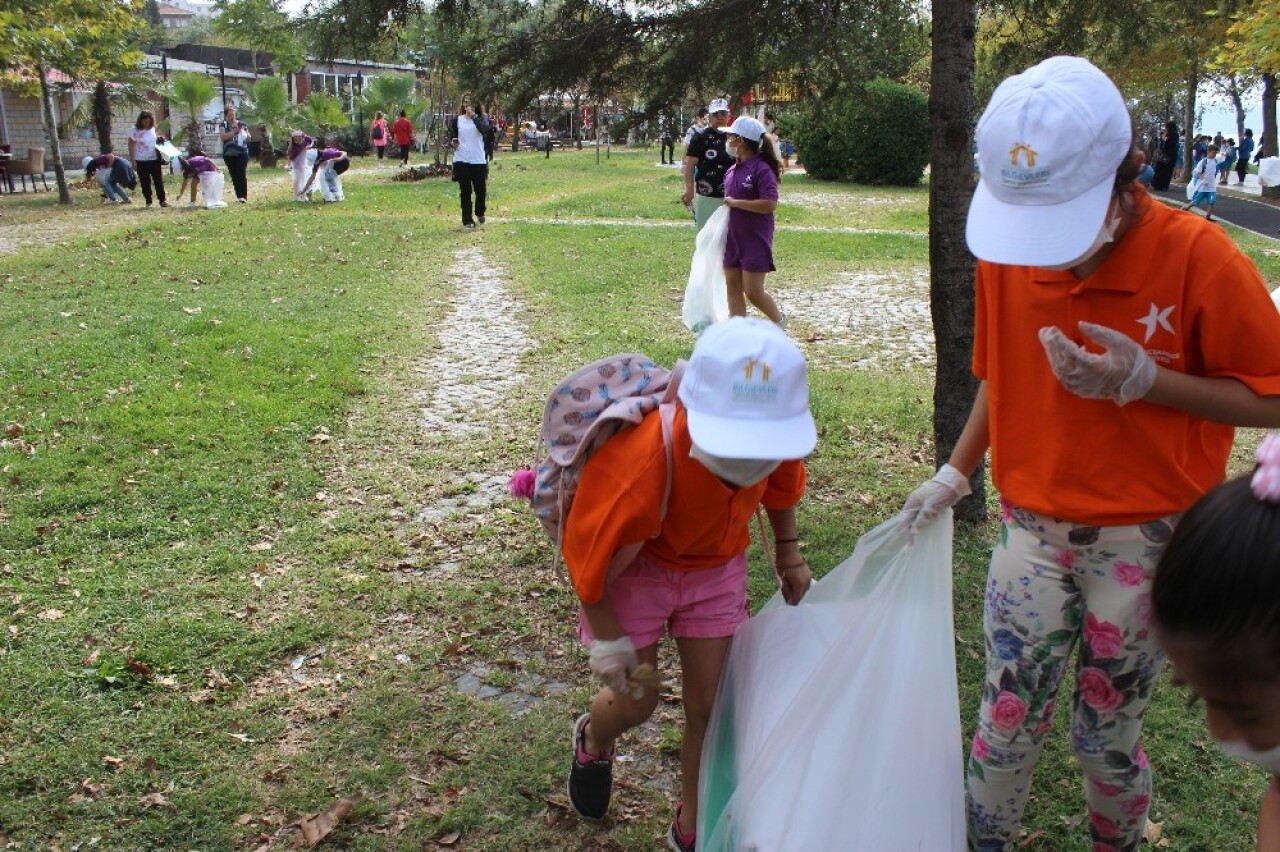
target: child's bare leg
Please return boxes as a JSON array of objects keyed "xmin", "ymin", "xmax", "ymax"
[
  {"xmin": 742, "ymin": 270, "xmax": 783, "ymax": 322},
  {"xmin": 583, "ymin": 642, "xmax": 661, "ymax": 756},
  {"xmin": 725, "ymin": 267, "xmax": 747, "ymax": 317},
  {"xmin": 674, "ymin": 635, "xmax": 733, "ymax": 838}
]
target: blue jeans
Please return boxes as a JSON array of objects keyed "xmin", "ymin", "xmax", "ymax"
[{"xmin": 97, "ymin": 170, "xmax": 130, "ymax": 202}]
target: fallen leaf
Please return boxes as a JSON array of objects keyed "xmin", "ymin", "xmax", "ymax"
[
  {"xmin": 435, "ymin": 830, "xmax": 461, "ymax": 846},
  {"xmin": 182, "ymin": 307, "xmax": 202, "ymax": 315},
  {"xmin": 138, "ymin": 792, "xmax": 171, "ymax": 807},
  {"xmin": 82, "ymin": 649, "xmax": 101, "ymax": 666},
  {"xmin": 102, "ymin": 755, "xmax": 124, "ymax": 770},
  {"xmin": 307, "ymin": 432, "xmax": 331, "ymax": 445},
  {"xmin": 126, "ymin": 657, "xmax": 153, "ymax": 679},
  {"xmin": 297, "ymin": 795, "xmax": 360, "ymax": 847},
  {"xmin": 4, "ymin": 423, "xmax": 22, "ymax": 438},
  {"xmin": 228, "ymin": 732, "xmax": 256, "ymax": 743},
  {"xmin": 37, "ymin": 609, "xmax": 65, "ymax": 620},
  {"xmin": 248, "ymin": 541, "xmax": 274, "ymax": 552},
  {"xmin": 236, "ymin": 813, "xmax": 254, "ymax": 825},
  {"xmin": 81, "ymin": 778, "xmax": 104, "ymax": 800},
  {"xmin": 1144, "ymin": 821, "xmax": 1165, "ymax": 844}
]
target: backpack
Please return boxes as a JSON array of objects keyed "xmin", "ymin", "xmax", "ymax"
[
  {"xmin": 121, "ymin": 161, "xmax": 138, "ymax": 190},
  {"xmin": 333, "ymin": 157, "xmax": 349, "ymax": 175},
  {"xmin": 511, "ymin": 354, "xmax": 684, "ymax": 556},
  {"xmin": 372, "ymin": 123, "xmax": 384, "ymax": 141}
]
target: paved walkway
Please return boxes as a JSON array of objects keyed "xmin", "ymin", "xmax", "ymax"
[{"xmin": 1149, "ymin": 173, "xmax": 1280, "ymax": 239}]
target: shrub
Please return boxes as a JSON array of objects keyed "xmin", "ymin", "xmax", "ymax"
[{"xmin": 793, "ymin": 79, "xmax": 929, "ymax": 186}]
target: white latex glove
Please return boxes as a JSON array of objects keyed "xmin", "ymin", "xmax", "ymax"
[
  {"xmin": 899, "ymin": 463, "xmax": 971, "ymax": 544},
  {"xmin": 1038, "ymin": 322, "xmax": 1156, "ymax": 405},
  {"xmin": 589, "ymin": 636, "xmax": 642, "ymax": 699}
]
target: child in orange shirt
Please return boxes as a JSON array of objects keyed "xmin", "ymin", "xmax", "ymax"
[
  {"xmin": 901, "ymin": 57, "xmax": 1280, "ymax": 851},
  {"xmin": 562, "ymin": 317, "xmax": 816, "ymax": 852}
]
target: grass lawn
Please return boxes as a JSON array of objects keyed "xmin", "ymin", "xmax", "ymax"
[{"xmin": 0, "ymin": 149, "xmax": 1275, "ymax": 849}]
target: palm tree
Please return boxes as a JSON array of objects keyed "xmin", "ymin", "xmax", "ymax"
[
  {"xmin": 166, "ymin": 72, "xmax": 217, "ymax": 151},
  {"xmin": 295, "ymin": 91, "xmax": 349, "ymax": 141},
  {"xmin": 358, "ymin": 73, "xmax": 417, "ymax": 119},
  {"xmin": 66, "ymin": 76, "xmax": 158, "ymax": 155},
  {"xmin": 240, "ymin": 76, "xmax": 292, "ymax": 166}
]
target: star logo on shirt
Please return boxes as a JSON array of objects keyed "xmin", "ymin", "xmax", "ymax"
[{"xmin": 1136, "ymin": 303, "xmax": 1175, "ymax": 343}]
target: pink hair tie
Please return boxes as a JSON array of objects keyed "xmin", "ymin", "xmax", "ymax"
[{"xmin": 1252, "ymin": 434, "xmax": 1280, "ymax": 502}]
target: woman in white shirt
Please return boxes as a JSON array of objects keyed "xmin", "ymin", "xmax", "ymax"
[
  {"xmin": 449, "ymin": 93, "xmax": 491, "ymax": 229},
  {"xmin": 128, "ymin": 111, "xmax": 166, "ymax": 208}
]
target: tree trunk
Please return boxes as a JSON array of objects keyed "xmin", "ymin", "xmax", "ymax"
[
  {"xmin": 928, "ymin": 0, "xmax": 983, "ymax": 520},
  {"xmin": 1264, "ymin": 73, "xmax": 1277, "ymax": 158},
  {"xmin": 1181, "ymin": 60, "xmax": 1198, "ymax": 183},
  {"xmin": 37, "ymin": 64, "xmax": 73, "ymax": 205},
  {"xmin": 93, "ymin": 81, "xmax": 112, "ymax": 154},
  {"xmin": 1229, "ymin": 75, "xmax": 1245, "ymax": 141}
]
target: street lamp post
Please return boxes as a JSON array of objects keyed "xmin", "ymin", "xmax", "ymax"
[{"xmin": 355, "ymin": 72, "xmax": 364, "ymax": 155}]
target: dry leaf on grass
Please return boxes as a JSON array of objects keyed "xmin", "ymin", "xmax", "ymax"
[
  {"xmin": 296, "ymin": 795, "xmax": 360, "ymax": 847},
  {"xmin": 37, "ymin": 609, "xmax": 65, "ymax": 621},
  {"xmin": 138, "ymin": 792, "xmax": 171, "ymax": 808},
  {"xmin": 435, "ymin": 830, "xmax": 461, "ymax": 847}
]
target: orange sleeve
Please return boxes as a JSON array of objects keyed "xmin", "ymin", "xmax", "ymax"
[
  {"xmin": 760, "ymin": 459, "xmax": 806, "ymax": 510},
  {"xmin": 560, "ymin": 416, "xmax": 667, "ymax": 604},
  {"xmin": 1187, "ymin": 251, "xmax": 1280, "ymax": 396}
]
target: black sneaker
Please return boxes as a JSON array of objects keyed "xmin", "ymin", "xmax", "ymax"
[
  {"xmin": 567, "ymin": 713, "xmax": 613, "ymax": 820},
  {"xmin": 463, "ymin": 221, "xmax": 476, "ymax": 229},
  {"xmin": 477, "ymin": 215, "xmax": 485, "ymax": 224}
]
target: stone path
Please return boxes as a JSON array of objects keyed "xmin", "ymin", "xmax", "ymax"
[{"xmin": 777, "ymin": 268, "xmax": 935, "ymax": 369}]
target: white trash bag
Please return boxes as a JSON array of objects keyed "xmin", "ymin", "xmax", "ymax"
[
  {"xmin": 682, "ymin": 204, "xmax": 730, "ymax": 334},
  {"xmin": 699, "ymin": 512, "xmax": 965, "ymax": 851},
  {"xmin": 199, "ymin": 171, "xmax": 227, "ymax": 208},
  {"xmin": 1186, "ymin": 176, "xmax": 1199, "ymax": 201},
  {"xmin": 1259, "ymin": 156, "xmax": 1280, "ymax": 187}
]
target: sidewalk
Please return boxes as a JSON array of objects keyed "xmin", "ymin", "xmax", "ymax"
[{"xmin": 1150, "ymin": 172, "xmax": 1280, "ymax": 240}]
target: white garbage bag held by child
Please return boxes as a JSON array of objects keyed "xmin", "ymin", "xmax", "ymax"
[{"xmin": 699, "ymin": 513, "xmax": 966, "ymax": 851}]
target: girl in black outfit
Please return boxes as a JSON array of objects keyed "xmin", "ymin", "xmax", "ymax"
[
  {"xmin": 1151, "ymin": 120, "xmax": 1178, "ymax": 191},
  {"xmin": 220, "ymin": 105, "xmax": 251, "ymax": 203}
]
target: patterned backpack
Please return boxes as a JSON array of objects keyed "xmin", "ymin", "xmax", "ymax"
[{"xmin": 511, "ymin": 354, "xmax": 684, "ymax": 555}]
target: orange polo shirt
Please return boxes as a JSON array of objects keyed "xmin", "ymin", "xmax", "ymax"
[
  {"xmin": 975, "ymin": 195, "xmax": 1280, "ymax": 526},
  {"xmin": 561, "ymin": 402, "xmax": 806, "ymax": 605}
]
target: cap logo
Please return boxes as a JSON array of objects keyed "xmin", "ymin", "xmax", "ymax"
[
  {"xmin": 733, "ymin": 358, "xmax": 777, "ymax": 405},
  {"xmin": 1008, "ymin": 142, "xmax": 1038, "ymax": 167},
  {"xmin": 743, "ymin": 358, "xmax": 771, "ymax": 382},
  {"xmin": 1000, "ymin": 140, "xmax": 1050, "ymax": 189}
]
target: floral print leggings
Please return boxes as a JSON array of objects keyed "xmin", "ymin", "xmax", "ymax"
[{"xmin": 967, "ymin": 501, "xmax": 1174, "ymax": 852}]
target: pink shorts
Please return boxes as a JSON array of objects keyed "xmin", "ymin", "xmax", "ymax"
[{"xmin": 578, "ymin": 551, "xmax": 750, "ymax": 649}]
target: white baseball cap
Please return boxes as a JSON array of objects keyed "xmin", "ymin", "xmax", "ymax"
[
  {"xmin": 707, "ymin": 98, "xmax": 730, "ymax": 114},
  {"xmin": 678, "ymin": 317, "xmax": 817, "ymax": 460},
  {"xmin": 967, "ymin": 56, "xmax": 1134, "ymax": 267},
  {"xmin": 727, "ymin": 116, "xmax": 766, "ymax": 142}
]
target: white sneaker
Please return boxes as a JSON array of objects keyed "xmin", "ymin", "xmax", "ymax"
[{"xmin": 184, "ymin": 201, "xmax": 197, "ymax": 209}]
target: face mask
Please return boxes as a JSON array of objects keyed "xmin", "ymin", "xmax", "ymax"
[
  {"xmin": 1214, "ymin": 737, "xmax": 1280, "ymax": 773},
  {"xmin": 726, "ymin": 142, "xmax": 739, "ymax": 158},
  {"xmin": 1040, "ymin": 206, "xmax": 1122, "ymax": 271},
  {"xmin": 690, "ymin": 444, "xmax": 781, "ymax": 487}
]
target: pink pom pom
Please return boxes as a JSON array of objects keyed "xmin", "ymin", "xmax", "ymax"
[
  {"xmin": 509, "ymin": 468, "xmax": 536, "ymax": 501},
  {"xmin": 1252, "ymin": 434, "xmax": 1280, "ymax": 503}
]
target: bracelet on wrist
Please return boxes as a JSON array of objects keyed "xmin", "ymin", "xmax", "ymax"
[{"xmin": 775, "ymin": 537, "xmax": 799, "ymax": 545}]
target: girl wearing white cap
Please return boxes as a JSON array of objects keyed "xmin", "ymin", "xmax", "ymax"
[
  {"xmin": 899, "ymin": 56, "xmax": 1280, "ymax": 851},
  {"xmin": 722, "ymin": 115, "xmax": 786, "ymax": 325},
  {"xmin": 558, "ymin": 318, "xmax": 816, "ymax": 852}
]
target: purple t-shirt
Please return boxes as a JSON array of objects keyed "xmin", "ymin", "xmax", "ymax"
[
  {"xmin": 724, "ymin": 155, "xmax": 778, "ymax": 242},
  {"xmin": 183, "ymin": 155, "xmax": 218, "ymax": 176},
  {"xmin": 316, "ymin": 148, "xmax": 345, "ymax": 164},
  {"xmin": 93, "ymin": 155, "xmax": 115, "ymax": 170}
]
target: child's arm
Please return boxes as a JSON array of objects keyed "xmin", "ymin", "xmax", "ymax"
[
  {"xmin": 1259, "ymin": 774, "xmax": 1280, "ymax": 852},
  {"xmin": 767, "ymin": 505, "xmax": 810, "ymax": 605}
]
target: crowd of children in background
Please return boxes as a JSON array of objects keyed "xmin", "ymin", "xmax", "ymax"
[{"xmin": 83, "ymin": 110, "xmax": 349, "ymax": 210}]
